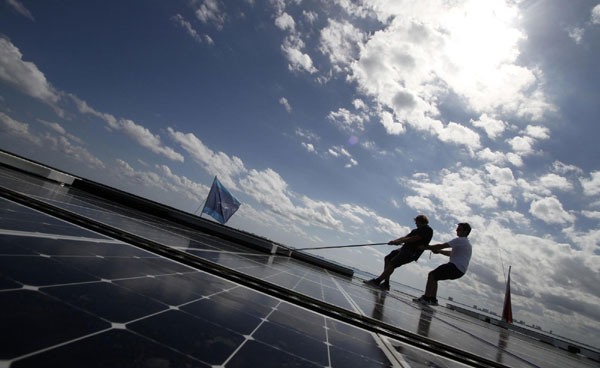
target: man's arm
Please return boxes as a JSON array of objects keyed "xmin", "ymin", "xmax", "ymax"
[
  {"xmin": 425, "ymin": 243, "xmax": 451, "ymax": 257},
  {"xmin": 388, "ymin": 234, "xmax": 422, "ymax": 245}
]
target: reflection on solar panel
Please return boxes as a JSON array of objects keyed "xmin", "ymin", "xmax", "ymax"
[{"xmin": 1, "ymin": 154, "xmax": 599, "ymax": 367}]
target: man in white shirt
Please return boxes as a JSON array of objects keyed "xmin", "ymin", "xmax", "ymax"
[{"xmin": 413, "ymin": 223, "xmax": 472, "ymax": 306}]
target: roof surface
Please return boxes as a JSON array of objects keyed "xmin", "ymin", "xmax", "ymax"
[{"xmin": 0, "ymin": 160, "xmax": 598, "ymax": 368}]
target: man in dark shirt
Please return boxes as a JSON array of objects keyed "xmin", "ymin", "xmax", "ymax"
[{"xmin": 364, "ymin": 214, "xmax": 433, "ymax": 290}]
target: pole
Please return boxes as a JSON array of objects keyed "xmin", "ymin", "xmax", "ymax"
[
  {"xmin": 193, "ymin": 198, "xmax": 207, "ymax": 216},
  {"xmin": 298, "ymin": 242, "xmax": 388, "ymax": 251}
]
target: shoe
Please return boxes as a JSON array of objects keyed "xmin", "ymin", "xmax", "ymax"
[
  {"xmin": 379, "ymin": 283, "xmax": 390, "ymax": 291},
  {"xmin": 363, "ymin": 279, "xmax": 380, "ymax": 287},
  {"xmin": 413, "ymin": 295, "xmax": 428, "ymax": 304},
  {"xmin": 413, "ymin": 295, "xmax": 437, "ymax": 306}
]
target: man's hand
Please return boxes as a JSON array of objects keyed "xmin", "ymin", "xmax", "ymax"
[{"xmin": 388, "ymin": 240, "xmax": 403, "ymax": 246}]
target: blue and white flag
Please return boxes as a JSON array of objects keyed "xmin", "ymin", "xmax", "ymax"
[{"xmin": 201, "ymin": 176, "xmax": 241, "ymax": 224}]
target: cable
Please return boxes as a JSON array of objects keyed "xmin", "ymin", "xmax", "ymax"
[{"xmin": 299, "ymin": 242, "xmax": 388, "ymax": 251}]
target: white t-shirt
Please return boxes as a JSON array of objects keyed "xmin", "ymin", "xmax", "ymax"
[{"xmin": 447, "ymin": 237, "xmax": 472, "ymax": 273}]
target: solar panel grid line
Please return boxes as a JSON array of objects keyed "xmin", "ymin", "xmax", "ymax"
[
  {"xmin": 2, "ymin": 183, "xmax": 512, "ymax": 366},
  {"xmin": 0, "ymin": 207, "xmax": 398, "ymax": 368},
  {"xmin": 2, "ymin": 168, "xmax": 284, "ymax": 258},
  {"xmin": 0, "ymin": 229, "xmax": 123, "ymax": 243},
  {"xmin": 378, "ymin": 291, "xmax": 542, "ymax": 367},
  {"xmin": 4, "ymin": 243, "xmax": 284, "ymax": 367},
  {"xmin": 325, "ymin": 269, "xmax": 409, "ymax": 367},
  {"xmin": 218, "ymin": 271, "xmax": 328, "ymax": 367},
  {"xmin": 319, "ymin": 277, "xmax": 334, "ymax": 368},
  {"xmin": 6, "ymin": 324, "xmax": 114, "ymax": 366}
]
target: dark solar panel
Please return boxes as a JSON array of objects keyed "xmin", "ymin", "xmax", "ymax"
[
  {"xmin": 0, "ymin": 209, "xmax": 399, "ymax": 367},
  {"xmin": 1, "ymin": 163, "xmax": 598, "ymax": 367}
]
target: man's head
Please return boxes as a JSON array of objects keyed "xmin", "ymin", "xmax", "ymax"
[
  {"xmin": 457, "ymin": 222, "xmax": 471, "ymax": 236},
  {"xmin": 414, "ymin": 214, "xmax": 429, "ymax": 226}
]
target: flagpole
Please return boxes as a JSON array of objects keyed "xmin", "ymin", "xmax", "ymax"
[
  {"xmin": 194, "ymin": 176, "xmax": 217, "ymax": 216},
  {"xmin": 193, "ymin": 198, "xmax": 207, "ymax": 216},
  {"xmin": 502, "ymin": 265, "xmax": 513, "ymax": 324}
]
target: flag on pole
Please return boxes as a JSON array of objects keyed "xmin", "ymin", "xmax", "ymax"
[
  {"xmin": 201, "ymin": 176, "xmax": 241, "ymax": 224},
  {"xmin": 502, "ymin": 265, "xmax": 513, "ymax": 324}
]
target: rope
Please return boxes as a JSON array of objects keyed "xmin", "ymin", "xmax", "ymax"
[{"xmin": 298, "ymin": 242, "xmax": 388, "ymax": 251}]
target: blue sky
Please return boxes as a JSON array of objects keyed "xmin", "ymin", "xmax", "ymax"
[{"xmin": 1, "ymin": 0, "xmax": 600, "ymax": 347}]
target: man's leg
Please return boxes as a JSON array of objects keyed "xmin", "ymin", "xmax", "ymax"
[
  {"xmin": 424, "ymin": 272, "xmax": 438, "ymax": 299},
  {"xmin": 423, "ymin": 263, "xmax": 463, "ymax": 303},
  {"xmin": 375, "ymin": 263, "xmax": 396, "ymax": 284}
]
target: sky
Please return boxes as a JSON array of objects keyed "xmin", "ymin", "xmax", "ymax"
[{"xmin": 1, "ymin": 0, "xmax": 600, "ymax": 347}]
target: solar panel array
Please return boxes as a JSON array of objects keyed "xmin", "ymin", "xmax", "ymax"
[{"xmin": 1, "ymin": 163, "xmax": 598, "ymax": 368}]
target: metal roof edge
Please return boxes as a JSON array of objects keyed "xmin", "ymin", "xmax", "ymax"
[{"xmin": 0, "ymin": 149, "xmax": 353, "ymax": 276}]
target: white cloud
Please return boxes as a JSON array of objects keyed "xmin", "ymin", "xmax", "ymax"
[
  {"xmin": 155, "ymin": 164, "xmax": 210, "ymax": 200},
  {"xmin": 471, "ymin": 114, "xmax": 506, "ymax": 140},
  {"xmin": 319, "ymin": 19, "xmax": 365, "ymax": 72},
  {"xmin": 45, "ymin": 134, "xmax": 105, "ymax": 169},
  {"xmin": 301, "ymin": 142, "xmax": 315, "ymax": 152},
  {"xmin": 1, "ymin": 112, "xmax": 105, "ymax": 169},
  {"xmin": 566, "ymin": 26, "xmax": 584, "ymax": 44},
  {"xmin": 404, "ymin": 167, "xmax": 515, "ymax": 220},
  {"xmin": 523, "ymin": 125, "xmax": 550, "ymax": 140},
  {"xmin": 378, "ymin": 110, "xmax": 405, "ymax": 135},
  {"xmin": 353, "ymin": 98, "xmax": 367, "ymax": 110},
  {"xmin": 279, "ymin": 97, "xmax": 292, "ymax": 112},
  {"xmin": 506, "ymin": 135, "xmax": 534, "ymax": 154},
  {"xmin": 327, "ymin": 107, "xmax": 367, "ymax": 132},
  {"xmin": 580, "ymin": 171, "xmax": 600, "ymax": 196},
  {"xmin": 303, "ymin": 10, "xmax": 318, "ymax": 24},
  {"xmin": 437, "ymin": 122, "xmax": 481, "ymax": 150},
  {"xmin": 6, "ymin": 0, "xmax": 34, "ymax": 21},
  {"xmin": 476, "ymin": 148, "xmax": 523, "ymax": 167},
  {"xmin": 171, "ymin": 14, "xmax": 212, "ymax": 45},
  {"xmin": 538, "ymin": 173, "xmax": 573, "ymax": 192},
  {"xmin": 0, "ymin": 38, "xmax": 60, "ymax": 106},
  {"xmin": 168, "ymin": 127, "xmax": 246, "ymax": 190},
  {"xmin": 581, "ymin": 211, "xmax": 600, "ymax": 220},
  {"xmin": 348, "ymin": 1, "xmax": 553, "ymax": 144},
  {"xmin": 69, "ymin": 94, "xmax": 118, "ymax": 128},
  {"xmin": 69, "ymin": 95, "xmax": 183, "ymax": 162},
  {"xmin": 238, "ymin": 168, "xmax": 339, "ymax": 229},
  {"xmin": 552, "ymin": 161, "xmax": 583, "ymax": 175},
  {"xmin": 114, "ymin": 159, "xmax": 169, "ymax": 191},
  {"xmin": 295, "ymin": 127, "xmax": 320, "ymax": 141},
  {"xmin": 118, "ymin": 119, "xmax": 184, "ymax": 162},
  {"xmin": 592, "ymin": 4, "xmax": 600, "ymax": 24},
  {"xmin": 529, "ymin": 197, "xmax": 576, "ymax": 224},
  {"xmin": 327, "ymin": 145, "xmax": 357, "ymax": 167},
  {"xmin": 405, "ymin": 195, "xmax": 436, "ymax": 212},
  {"xmin": 282, "ymin": 35, "xmax": 317, "ymax": 74},
  {"xmin": 195, "ymin": 0, "xmax": 226, "ymax": 30},
  {"xmin": 37, "ymin": 119, "xmax": 66, "ymax": 135},
  {"xmin": 275, "ymin": 12, "xmax": 295, "ymax": 31},
  {"xmin": 505, "ymin": 152, "xmax": 524, "ymax": 167},
  {"xmin": 0, "ymin": 111, "xmax": 41, "ymax": 144}
]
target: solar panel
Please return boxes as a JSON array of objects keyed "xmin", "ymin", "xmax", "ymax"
[{"xmin": 1, "ymin": 162, "xmax": 598, "ymax": 367}]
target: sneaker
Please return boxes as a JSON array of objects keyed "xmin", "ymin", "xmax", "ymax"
[
  {"xmin": 413, "ymin": 296, "xmax": 439, "ymax": 306},
  {"xmin": 412, "ymin": 295, "xmax": 428, "ymax": 304},
  {"xmin": 379, "ymin": 283, "xmax": 390, "ymax": 291},
  {"xmin": 363, "ymin": 279, "xmax": 380, "ymax": 287}
]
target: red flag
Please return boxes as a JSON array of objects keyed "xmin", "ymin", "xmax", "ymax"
[{"xmin": 502, "ymin": 266, "xmax": 513, "ymax": 323}]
